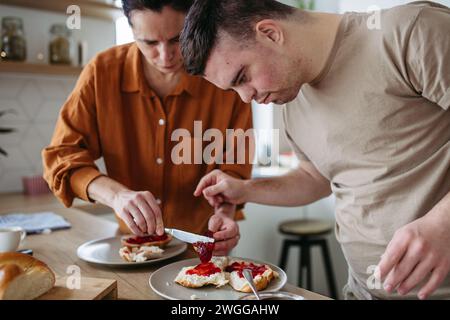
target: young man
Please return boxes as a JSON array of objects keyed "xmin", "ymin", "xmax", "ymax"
[
  {"xmin": 42, "ymin": 0, "xmax": 253, "ymax": 255},
  {"xmin": 180, "ymin": 0, "xmax": 450, "ymax": 299}
]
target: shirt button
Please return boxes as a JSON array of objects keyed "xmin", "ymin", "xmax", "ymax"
[
  {"xmin": 156, "ymin": 199, "xmax": 162, "ymax": 205},
  {"xmin": 158, "ymin": 119, "xmax": 165, "ymax": 126},
  {"xmin": 156, "ymin": 158, "xmax": 163, "ymax": 165}
]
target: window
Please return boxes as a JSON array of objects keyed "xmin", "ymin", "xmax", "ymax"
[{"xmin": 115, "ymin": 16, "xmax": 134, "ymax": 45}]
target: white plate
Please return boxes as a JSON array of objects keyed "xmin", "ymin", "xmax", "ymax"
[
  {"xmin": 149, "ymin": 257, "xmax": 287, "ymax": 300},
  {"xmin": 77, "ymin": 236, "xmax": 187, "ymax": 267}
]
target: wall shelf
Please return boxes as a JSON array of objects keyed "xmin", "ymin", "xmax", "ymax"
[
  {"xmin": 0, "ymin": 0, "xmax": 123, "ymax": 21},
  {"xmin": 0, "ymin": 61, "xmax": 83, "ymax": 76}
]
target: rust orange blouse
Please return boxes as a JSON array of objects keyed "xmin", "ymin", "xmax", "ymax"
[{"xmin": 42, "ymin": 43, "xmax": 253, "ymax": 234}]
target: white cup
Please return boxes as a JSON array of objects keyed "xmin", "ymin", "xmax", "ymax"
[{"xmin": 0, "ymin": 227, "xmax": 27, "ymax": 252}]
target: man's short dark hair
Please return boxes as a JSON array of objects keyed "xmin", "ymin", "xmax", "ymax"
[
  {"xmin": 180, "ymin": 0, "xmax": 296, "ymax": 76},
  {"xmin": 122, "ymin": 0, "xmax": 193, "ymax": 25}
]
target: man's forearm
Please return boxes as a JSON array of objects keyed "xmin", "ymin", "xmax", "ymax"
[
  {"xmin": 243, "ymin": 167, "xmax": 332, "ymax": 207},
  {"xmin": 87, "ymin": 176, "xmax": 129, "ymax": 207}
]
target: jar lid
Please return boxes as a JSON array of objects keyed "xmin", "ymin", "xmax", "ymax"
[
  {"xmin": 2, "ymin": 16, "xmax": 24, "ymax": 29},
  {"xmin": 50, "ymin": 24, "xmax": 72, "ymax": 37}
]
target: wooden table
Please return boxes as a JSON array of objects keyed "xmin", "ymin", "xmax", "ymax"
[{"xmin": 0, "ymin": 193, "xmax": 331, "ymax": 300}]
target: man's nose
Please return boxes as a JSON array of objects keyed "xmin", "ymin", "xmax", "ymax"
[{"xmin": 236, "ymin": 87, "xmax": 256, "ymax": 104}]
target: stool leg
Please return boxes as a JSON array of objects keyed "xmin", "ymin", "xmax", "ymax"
[
  {"xmin": 301, "ymin": 239, "xmax": 312, "ymax": 291},
  {"xmin": 298, "ymin": 240, "xmax": 304, "ymax": 288},
  {"xmin": 319, "ymin": 239, "xmax": 338, "ymax": 299},
  {"xmin": 279, "ymin": 239, "xmax": 291, "ymax": 270}
]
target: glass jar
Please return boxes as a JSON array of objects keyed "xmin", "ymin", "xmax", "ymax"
[
  {"xmin": 1, "ymin": 17, "xmax": 27, "ymax": 61},
  {"xmin": 49, "ymin": 24, "xmax": 73, "ymax": 65}
]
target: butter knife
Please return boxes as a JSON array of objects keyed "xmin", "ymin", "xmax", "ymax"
[{"xmin": 164, "ymin": 228, "xmax": 214, "ymax": 244}]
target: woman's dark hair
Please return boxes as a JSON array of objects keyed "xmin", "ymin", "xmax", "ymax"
[
  {"xmin": 122, "ymin": 0, "xmax": 194, "ymax": 25},
  {"xmin": 180, "ymin": 0, "xmax": 296, "ymax": 76}
]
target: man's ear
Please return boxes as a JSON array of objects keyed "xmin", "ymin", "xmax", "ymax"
[{"xmin": 255, "ymin": 19, "xmax": 284, "ymax": 45}]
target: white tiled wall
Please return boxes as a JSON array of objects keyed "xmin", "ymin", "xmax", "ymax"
[{"xmin": 0, "ymin": 73, "xmax": 77, "ymax": 193}]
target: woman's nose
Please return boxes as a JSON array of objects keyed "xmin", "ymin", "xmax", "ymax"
[{"xmin": 159, "ymin": 44, "xmax": 174, "ymax": 64}]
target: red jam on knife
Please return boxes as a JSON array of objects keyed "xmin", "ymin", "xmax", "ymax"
[
  {"xmin": 225, "ymin": 262, "xmax": 267, "ymax": 279},
  {"xmin": 193, "ymin": 241, "xmax": 215, "ymax": 264},
  {"xmin": 186, "ymin": 262, "xmax": 221, "ymax": 277},
  {"xmin": 192, "ymin": 230, "xmax": 215, "ymax": 264},
  {"xmin": 126, "ymin": 233, "xmax": 168, "ymax": 245}
]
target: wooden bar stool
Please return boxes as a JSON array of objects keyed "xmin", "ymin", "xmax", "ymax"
[{"xmin": 278, "ymin": 218, "xmax": 338, "ymax": 299}]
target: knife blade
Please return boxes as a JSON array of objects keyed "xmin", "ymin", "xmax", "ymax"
[{"xmin": 164, "ymin": 228, "xmax": 214, "ymax": 244}]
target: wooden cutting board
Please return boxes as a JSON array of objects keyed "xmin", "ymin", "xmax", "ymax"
[{"xmin": 38, "ymin": 276, "xmax": 117, "ymax": 300}]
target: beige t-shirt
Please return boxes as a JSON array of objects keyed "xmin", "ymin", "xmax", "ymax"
[{"xmin": 283, "ymin": 1, "xmax": 450, "ymax": 299}]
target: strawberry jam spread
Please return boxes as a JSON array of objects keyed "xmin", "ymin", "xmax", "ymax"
[
  {"xmin": 186, "ymin": 262, "xmax": 221, "ymax": 277},
  {"xmin": 126, "ymin": 234, "xmax": 168, "ymax": 245},
  {"xmin": 192, "ymin": 231, "xmax": 215, "ymax": 264},
  {"xmin": 225, "ymin": 262, "xmax": 267, "ymax": 278},
  {"xmin": 193, "ymin": 241, "xmax": 215, "ymax": 263}
]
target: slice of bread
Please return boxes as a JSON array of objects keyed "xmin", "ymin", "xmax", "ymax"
[
  {"xmin": 175, "ymin": 256, "xmax": 229, "ymax": 288},
  {"xmin": 0, "ymin": 252, "xmax": 55, "ymax": 300},
  {"xmin": 121, "ymin": 233, "xmax": 173, "ymax": 248},
  {"xmin": 119, "ymin": 245, "xmax": 164, "ymax": 262},
  {"xmin": 226, "ymin": 259, "xmax": 279, "ymax": 293},
  {"xmin": 209, "ymin": 256, "xmax": 229, "ymax": 271}
]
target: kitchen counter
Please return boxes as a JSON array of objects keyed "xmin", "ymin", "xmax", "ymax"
[{"xmin": 0, "ymin": 192, "xmax": 331, "ymax": 300}]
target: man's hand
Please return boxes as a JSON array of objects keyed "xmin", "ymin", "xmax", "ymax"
[
  {"xmin": 194, "ymin": 170, "xmax": 248, "ymax": 207},
  {"xmin": 208, "ymin": 203, "xmax": 240, "ymax": 256},
  {"xmin": 378, "ymin": 214, "xmax": 450, "ymax": 299},
  {"xmin": 112, "ymin": 190, "xmax": 164, "ymax": 236}
]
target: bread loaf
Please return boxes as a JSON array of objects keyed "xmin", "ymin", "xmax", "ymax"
[{"xmin": 0, "ymin": 252, "xmax": 55, "ymax": 300}]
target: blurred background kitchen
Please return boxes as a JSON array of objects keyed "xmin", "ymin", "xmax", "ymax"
[{"xmin": 1, "ymin": 0, "xmax": 449, "ymax": 299}]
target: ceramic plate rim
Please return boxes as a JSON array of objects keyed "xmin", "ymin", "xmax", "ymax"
[{"xmin": 77, "ymin": 236, "xmax": 187, "ymax": 266}]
